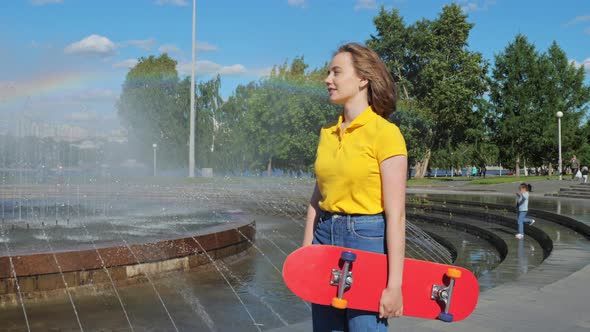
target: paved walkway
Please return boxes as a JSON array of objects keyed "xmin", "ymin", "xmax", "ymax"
[
  {"xmin": 270, "ymin": 179, "xmax": 590, "ymax": 332},
  {"xmin": 407, "ymin": 178, "xmax": 580, "ymax": 198}
]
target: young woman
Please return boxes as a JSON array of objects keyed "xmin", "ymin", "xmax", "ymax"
[
  {"xmin": 302, "ymin": 43, "xmax": 407, "ymax": 331},
  {"xmin": 515, "ymin": 183, "xmax": 535, "ymax": 239}
]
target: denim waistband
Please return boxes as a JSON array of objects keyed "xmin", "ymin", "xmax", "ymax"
[{"xmin": 318, "ymin": 209, "xmax": 384, "ymax": 222}]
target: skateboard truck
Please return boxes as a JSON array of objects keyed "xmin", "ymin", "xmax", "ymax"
[
  {"xmin": 431, "ymin": 267, "xmax": 462, "ymax": 322},
  {"xmin": 330, "ymin": 251, "xmax": 356, "ymax": 309}
]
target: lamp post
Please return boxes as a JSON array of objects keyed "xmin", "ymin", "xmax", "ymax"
[
  {"xmin": 189, "ymin": 0, "xmax": 196, "ymax": 178},
  {"xmin": 556, "ymin": 111, "xmax": 563, "ymax": 180},
  {"xmin": 152, "ymin": 143, "xmax": 157, "ymax": 177}
]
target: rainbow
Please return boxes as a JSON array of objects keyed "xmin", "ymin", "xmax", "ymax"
[{"xmin": 0, "ymin": 70, "xmax": 116, "ymax": 106}]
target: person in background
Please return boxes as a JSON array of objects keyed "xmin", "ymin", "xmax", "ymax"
[
  {"xmin": 570, "ymin": 155, "xmax": 580, "ymax": 180},
  {"xmin": 515, "ymin": 183, "xmax": 535, "ymax": 239},
  {"xmin": 302, "ymin": 42, "xmax": 406, "ymax": 331}
]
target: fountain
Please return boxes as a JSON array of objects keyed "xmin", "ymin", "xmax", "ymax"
[
  {"xmin": 2, "ymin": 135, "xmax": 588, "ymax": 331},
  {"xmin": 1, "ymin": 174, "xmax": 590, "ymax": 331},
  {"xmin": 0, "ymin": 180, "xmax": 256, "ymax": 307}
]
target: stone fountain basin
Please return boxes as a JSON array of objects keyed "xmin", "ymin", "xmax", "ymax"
[{"xmin": 0, "ymin": 219, "xmax": 255, "ymax": 304}]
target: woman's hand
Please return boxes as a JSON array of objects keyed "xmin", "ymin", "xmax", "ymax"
[{"xmin": 379, "ymin": 286, "xmax": 403, "ymax": 319}]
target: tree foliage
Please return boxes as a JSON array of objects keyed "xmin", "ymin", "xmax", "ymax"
[
  {"xmin": 214, "ymin": 57, "xmax": 339, "ymax": 175},
  {"xmin": 489, "ymin": 35, "xmax": 590, "ymax": 173},
  {"xmin": 368, "ymin": 4, "xmax": 488, "ymax": 178},
  {"xmin": 117, "ymin": 54, "xmax": 224, "ymax": 170},
  {"xmin": 113, "ymin": 9, "xmax": 590, "ymax": 178}
]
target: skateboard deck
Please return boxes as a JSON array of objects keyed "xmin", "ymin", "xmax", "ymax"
[{"xmin": 283, "ymin": 245, "xmax": 479, "ymax": 322}]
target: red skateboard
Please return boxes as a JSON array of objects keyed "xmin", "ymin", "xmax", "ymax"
[{"xmin": 283, "ymin": 245, "xmax": 479, "ymax": 322}]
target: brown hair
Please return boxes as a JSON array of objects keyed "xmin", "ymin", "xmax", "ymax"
[
  {"xmin": 520, "ymin": 183, "xmax": 532, "ymax": 192},
  {"xmin": 336, "ymin": 43, "xmax": 397, "ymax": 119}
]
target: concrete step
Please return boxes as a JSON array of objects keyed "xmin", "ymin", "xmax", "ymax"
[
  {"xmin": 562, "ymin": 183, "xmax": 590, "ymax": 187},
  {"xmin": 570, "ymin": 186, "xmax": 590, "ymax": 191},
  {"xmin": 557, "ymin": 189, "xmax": 590, "ymax": 193},
  {"xmin": 555, "ymin": 193, "xmax": 590, "ymax": 199},
  {"xmin": 559, "ymin": 190, "xmax": 590, "ymax": 195},
  {"xmin": 559, "ymin": 187, "xmax": 590, "ymax": 192}
]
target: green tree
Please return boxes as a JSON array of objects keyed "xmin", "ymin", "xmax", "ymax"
[
  {"xmin": 490, "ymin": 36, "xmax": 590, "ymax": 175},
  {"xmin": 211, "ymin": 82, "xmax": 259, "ymax": 174},
  {"xmin": 117, "ymin": 54, "xmax": 185, "ymax": 168},
  {"xmin": 489, "ymin": 34, "xmax": 541, "ymax": 175},
  {"xmin": 369, "ymin": 4, "xmax": 488, "ymax": 178},
  {"xmin": 117, "ymin": 54, "xmax": 226, "ymax": 171},
  {"xmin": 578, "ymin": 120, "xmax": 590, "ymax": 166},
  {"xmin": 214, "ymin": 58, "xmax": 339, "ymax": 176},
  {"xmin": 535, "ymin": 42, "xmax": 590, "ymax": 169}
]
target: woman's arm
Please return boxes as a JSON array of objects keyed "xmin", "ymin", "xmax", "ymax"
[
  {"xmin": 516, "ymin": 193, "xmax": 524, "ymax": 206},
  {"xmin": 302, "ymin": 182, "xmax": 322, "ymax": 247},
  {"xmin": 379, "ymin": 154, "xmax": 407, "ymax": 319}
]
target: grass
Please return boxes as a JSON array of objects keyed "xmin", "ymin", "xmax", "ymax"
[
  {"xmin": 407, "ymin": 177, "xmax": 464, "ymax": 186},
  {"xmin": 407, "ymin": 174, "xmax": 561, "ymax": 187},
  {"xmin": 467, "ymin": 175, "xmax": 560, "ymax": 185}
]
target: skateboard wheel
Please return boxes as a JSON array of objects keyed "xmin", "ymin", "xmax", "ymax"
[
  {"xmin": 331, "ymin": 297, "xmax": 348, "ymax": 309},
  {"xmin": 438, "ymin": 312, "xmax": 454, "ymax": 322},
  {"xmin": 446, "ymin": 268, "xmax": 462, "ymax": 279},
  {"xmin": 341, "ymin": 251, "xmax": 356, "ymax": 262}
]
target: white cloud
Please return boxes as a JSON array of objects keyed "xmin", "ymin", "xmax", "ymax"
[
  {"xmin": 30, "ymin": 0, "xmax": 63, "ymax": 5},
  {"xmin": 354, "ymin": 0, "xmax": 377, "ymax": 10},
  {"xmin": 219, "ymin": 64, "xmax": 247, "ymax": 76},
  {"xmin": 155, "ymin": 41, "xmax": 217, "ymax": 55},
  {"xmin": 177, "ymin": 60, "xmax": 247, "ymax": 76},
  {"xmin": 159, "ymin": 44, "xmax": 182, "ymax": 54},
  {"xmin": 124, "ymin": 39, "xmax": 155, "ymax": 51},
  {"xmin": 196, "ymin": 41, "xmax": 218, "ymax": 52},
  {"xmin": 570, "ymin": 58, "xmax": 590, "ymax": 72},
  {"xmin": 458, "ymin": 0, "xmax": 496, "ymax": 13},
  {"xmin": 251, "ymin": 67, "xmax": 273, "ymax": 78},
  {"xmin": 155, "ymin": 0, "xmax": 188, "ymax": 6},
  {"xmin": 64, "ymin": 35, "xmax": 117, "ymax": 57},
  {"xmin": 564, "ymin": 15, "xmax": 590, "ymax": 27},
  {"xmin": 288, "ymin": 0, "xmax": 306, "ymax": 8},
  {"xmin": 113, "ymin": 59, "xmax": 138, "ymax": 69}
]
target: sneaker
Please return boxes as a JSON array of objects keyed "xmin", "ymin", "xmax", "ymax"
[
  {"xmin": 515, "ymin": 233, "xmax": 524, "ymax": 239},
  {"xmin": 530, "ymin": 219, "xmax": 535, "ymax": 226}
]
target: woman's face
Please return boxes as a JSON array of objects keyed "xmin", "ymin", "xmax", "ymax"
[{"xmin": 324, "ymin": 52, "xmax": 366, "ymax": 105}]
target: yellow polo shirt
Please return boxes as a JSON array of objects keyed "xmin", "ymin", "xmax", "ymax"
[{"xmin": 315, "ymin": 106, "xmax": 407, "ymax": 214}]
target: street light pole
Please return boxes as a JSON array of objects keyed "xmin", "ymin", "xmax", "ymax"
[
  {"xmin": 556, "ymin": 111, "xmax": 563, "ymax": 180},
  {"xmin": 189, "ymin": 0, "xmax": 196, "ymax": 178},
  {"xmin": 152, "ymin": 143, "xmax": 157, "ymax": 177}
]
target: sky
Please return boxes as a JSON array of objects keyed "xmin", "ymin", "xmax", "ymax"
[{"xmin": 0, "ymin": 0, "xmax": 589, "ymax": 136}]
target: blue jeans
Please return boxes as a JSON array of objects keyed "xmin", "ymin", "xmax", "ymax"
[
  {"xmin": 517, "ymin": 211, "xmax": 534, "ymax": 235},
  {"xmin": 311, "ymin": 210, "xmax": 388, "ymax": 332}
]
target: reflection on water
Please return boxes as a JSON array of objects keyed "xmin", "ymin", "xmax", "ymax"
[{"xmin": 517, "ymin": 239, "xmax": 528, "ymax": 275}]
